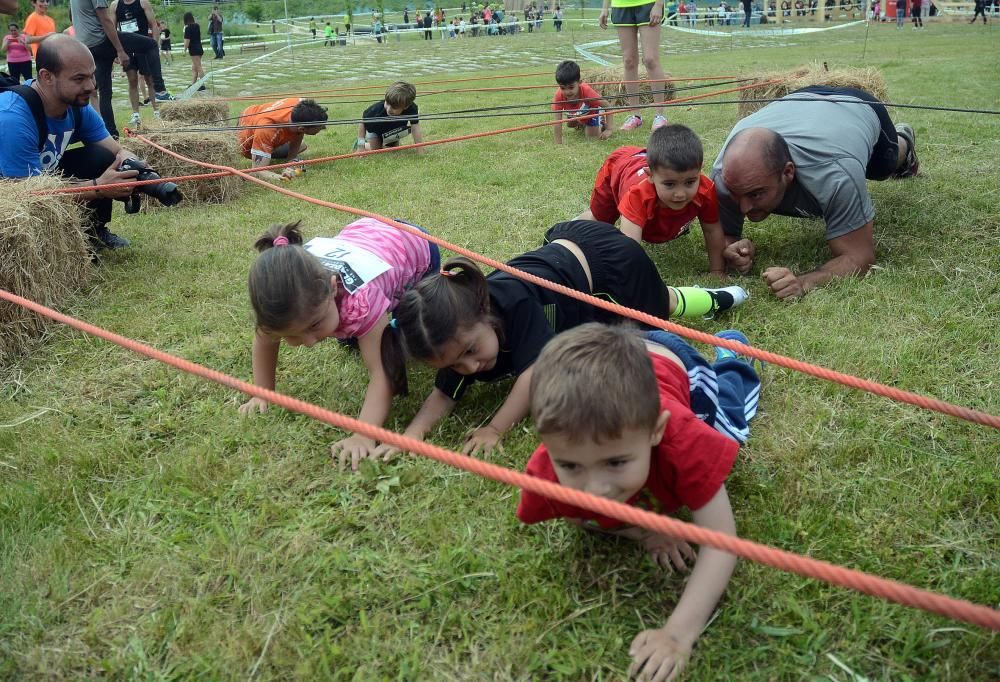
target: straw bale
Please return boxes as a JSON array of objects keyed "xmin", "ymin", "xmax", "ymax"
[
  {"xmin": 582, "ymin": 67, "xmax": 675, "ymax": 107},
  {"xmin": 738, "ymin": 64, "xmax": 889, "ymax": 116},
  {"xmin": 0, "ymin": 175, "xmax": 91, "ymax": 364},
  {"xmin": 157, "ymin": 98, "xmax": 230, "ymax": 126},
  {"xmin": 136, "ymin": 120, "xmax": 244, "ymax": 206}
]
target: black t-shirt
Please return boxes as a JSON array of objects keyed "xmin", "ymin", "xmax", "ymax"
[
  {"xmin": 434, "ymin": 243, "xmax": 593, "ymax": 401},
  {"xmin": 184, "ymin": 23, "xmax": 204, "ymax": 54},
  {"xmin": 116, "ymin": 0, "xmax": 150, "ymax": 36},
  {"xmin": 362, "ymin": 100, "xmax": 419, "ymax": 140}
]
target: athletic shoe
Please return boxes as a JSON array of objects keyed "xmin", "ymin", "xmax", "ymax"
[
  {"xmin": 154, "ymin": 91, "xmax": 175, "ymax": 102},
  {"xmin": 197, "ymin": 85, "xmax": 207, "ymax": 92},
  {"xmin": 92, "ymin": 227, "xmax": 130, "ymax": 250},
  {"xmin": 893, "ymin": 123, "xmax": 919, "ymax": 178},
  {"xmin": 128, "ymin": 112, "xmax": 141, "ymax": 126},
  {"xmin": 651, "ymin": 114, "xmax": 669, "ymax": 131},
  {"xmin": 714, "ymin": 329, "xmax": 764, "ymax": 372},
  {"xmin": 619, "ymin": 114, "xmax": 643, "ymax": 131},
  {"xmin": 142, "ymin": 97, "xmax": 151, "ymax": 106}
]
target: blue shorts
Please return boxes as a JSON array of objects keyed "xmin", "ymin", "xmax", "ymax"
[
  {"xmin": 578, "ymin": 105, "xmax": 604, "ymax": 128},
  {"xmin": 645, "ymin": 331, "xmax": 761, "ymax": 444}
]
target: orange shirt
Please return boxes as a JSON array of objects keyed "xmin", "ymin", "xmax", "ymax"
[
  {"xmin": 619, "ymin": 171, "xmax": 720, "ymax": 244},
  {"xmin": 237, "ymin": 97, "xmax": 304, "ymax": 159},
  {"xmin": 23, "ymin": 12, "xmax": 57, "ymax": 57}
]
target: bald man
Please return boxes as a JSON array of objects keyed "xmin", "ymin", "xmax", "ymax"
[
  {"xmin": 710, "ymin": 86, "xmax": 919, "ymax": 299},
  {"xmin": 0, "ymin": 34, "xmax": 144, "ymax": 249}
]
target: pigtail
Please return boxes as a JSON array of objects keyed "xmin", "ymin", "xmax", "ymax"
[
  {"xmin": 253, "ymin": 220, "xmax": 306, "ymax": 253},
  {"xmin": 439, "ymin": 256, "xmax": 491, "ymax": 316},
  {"xmin": 380, "ymin": 322, "xmax": 410, "ymax": 396}
]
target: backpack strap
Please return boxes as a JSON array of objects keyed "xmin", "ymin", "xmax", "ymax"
[{"xmin": 10, "ymin": 84, "xmax": 49, "ymax": 153}]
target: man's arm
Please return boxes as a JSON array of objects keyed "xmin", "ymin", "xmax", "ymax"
[
  {"xmin": 94, "ymin": 5, "xmax": 130, "ymax": 68},
  {"xmin": 0, "ymin": 0, "xmax": 17, "ymax": 14},
  {"xmin": 762, "ymin": 221, "xmax": 876, "ymax": 299},
  {"xmin": 140, "ymin": 0, "xmax": 160, "ymax": 41}
]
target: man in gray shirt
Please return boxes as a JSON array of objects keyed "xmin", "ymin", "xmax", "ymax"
[{"xmin": 711, "ymin": 86, "xmax": 919, "ymax": 299}]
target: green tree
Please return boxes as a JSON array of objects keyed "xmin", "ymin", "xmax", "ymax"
[{"xmin": 245, "ymin": 1, "xmax": 264, "ymax": 22}]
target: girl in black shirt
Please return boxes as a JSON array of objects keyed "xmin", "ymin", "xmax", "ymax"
[{"xmin": 182, "ymin": 12, "xmax": 205, "ymax": 88}]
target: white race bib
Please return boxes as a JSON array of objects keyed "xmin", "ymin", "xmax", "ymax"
[
  {"xmin": 118, "ymin": 18, "xmax": 139, "ymax": 33},
  {"xmin": 304, "ymin": 237, "xmax": 391, "ymax": 294}
]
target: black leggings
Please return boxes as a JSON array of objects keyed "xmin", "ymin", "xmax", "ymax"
[
  {"xmin": 794, "ymin": 85, "xmax": 899, "ymax": 181},
  {"xmin": 58, "ymin": 145, "xmax": 116, "ymax": 232},
  {"xmin": 6, "ymin": 61, "xmax": 32, "ymax": 83}
]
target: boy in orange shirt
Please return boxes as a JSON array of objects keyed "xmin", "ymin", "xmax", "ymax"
[
  {"xmin": 552, "ymin": 60, "xmax": 614, "ymax": 144},
  {"xmin": 21, "ymin": 0, "xmax": 56, "ymax": 57},
  {"xmin": 237, "ymin": 98, "xmax": 328, "ymax": 182},
  {"xmin": 580, "ymin": 124, "xmax": 728, "ymax": 275}
]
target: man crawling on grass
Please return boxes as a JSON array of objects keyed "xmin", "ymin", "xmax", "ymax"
[{"xmin": 517, "ymin": 323, "xmax": 762, "ymax": 681}]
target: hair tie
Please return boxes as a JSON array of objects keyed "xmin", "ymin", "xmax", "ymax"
[
  {"xmin": 440, "ymin": 268, "xmax": 454, "ymax": 278},
  {"xmin": 389, "ymin": 317, "xmax": 398, "ymax": 329},
  {"xmin": 272, "ymin": 235, "xmax": 290, "ymax": 247}
]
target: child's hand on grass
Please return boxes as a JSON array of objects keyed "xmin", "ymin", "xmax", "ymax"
[
  {"xmin": 628, "ymin": 627, "xmax": 692, "ymax": 682},
  {"xmin": 238, "ymin": 396, "xmax": 269, "ymax": 416},
  {"xmin": 643, "ymin": 533, "xmax": 697, "ymax": 572},
  {"xmin": 332, "ymin": 434, "xmax": 379, "ymax": 471},
  {"xmin": 371, "ymin": 442, "xmax": 403, "ymax": 462},
  {"xmin": 600, "ymin": 129, "xmax": 613, "ymax": 140},
  {"xmin": 461, "ymin": 425, "xmax": 504, "ymax": 457}
]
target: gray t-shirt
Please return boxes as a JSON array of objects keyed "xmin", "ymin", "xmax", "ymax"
[
  {"xmin": 711, "ymin": 92, "xmax": 881, "ymax": 241},
  {"xmin": 71, "ymin": 0, "xmax": 112, "ymax": 48}
]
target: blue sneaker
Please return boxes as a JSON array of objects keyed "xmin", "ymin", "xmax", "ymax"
[
  {"xmin": 93, "ymin": 227, "xmax": 130, "ymax": 250},
  {"xmin": 154, "ymin": 91, "xmax": 175, "ymax": 102},
  {"xmin": 714, "ymin": 329, "xmax": 765, "ymax": 374}
]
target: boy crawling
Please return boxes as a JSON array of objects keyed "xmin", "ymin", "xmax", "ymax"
[{"xmin": 517, "ymin": 323, "xmax": 761, "ymax": 680}]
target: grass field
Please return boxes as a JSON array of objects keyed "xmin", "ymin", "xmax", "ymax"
[{"xmin": 2, "ymin": 20, "xmax": 999, "ymax": 680}]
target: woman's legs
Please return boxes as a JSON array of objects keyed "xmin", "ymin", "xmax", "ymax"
[
  {"xmin": 616, "ymin": 25, "xmax": 642, "ymax": 128},
  {"xmin": 637, "ymin": 23, "xmax": 666, "ymax": 120}
]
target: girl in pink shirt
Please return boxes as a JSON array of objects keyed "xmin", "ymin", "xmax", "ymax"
[{"xmin": 241, "ymin": 218, "xmax": 440, "ymax": 468}]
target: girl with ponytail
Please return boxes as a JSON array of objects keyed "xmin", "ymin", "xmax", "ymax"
[
  {"xmin": 377, "ymin": 219, "xmax": 747, "ymax": 458},
  {"xmin": 242, "ymin": 217, "xmax": 440, "ymax": 469}
]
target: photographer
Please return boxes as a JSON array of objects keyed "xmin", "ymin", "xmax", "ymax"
[{"xmin": 0, "ymin": 34, "xmax": 145, "ymax": 249}]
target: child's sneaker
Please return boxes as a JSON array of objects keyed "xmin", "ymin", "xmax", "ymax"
[
  {"xmin": 619, "ymin": 114, "xmax": 643, "ymax": 131},
  {"xmin": 651, "ymin": 114, "xmax": 669, "ymax": 131},
  {"xmin": 128, "ymin": 111, "xmax": 141, "ymax": 127},
  {"xmin": 699, "ymin": 284, "xmax": 749, "ymax": 317},
  {"xmin": 714, "ymin": 329, "xmax": 765, "ymax": 372},
  {"xmin": 892, "ymin": 123, "xmax": 919, "ymax": 178}
]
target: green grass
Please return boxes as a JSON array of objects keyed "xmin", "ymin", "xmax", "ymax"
[{"xmin": 2, "ymin": 22, "xmax": 999, "ymax": 680}]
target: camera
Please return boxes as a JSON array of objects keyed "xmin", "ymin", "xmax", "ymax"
[{"xmin": 117, "ymin": 158, "xmax": 183, "ymax": 214}]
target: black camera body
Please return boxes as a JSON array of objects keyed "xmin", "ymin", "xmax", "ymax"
[{"xmin": 117, "ymin": 158, "xmax": 183, "ymax": 214}]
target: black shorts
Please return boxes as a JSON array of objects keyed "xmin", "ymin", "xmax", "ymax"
[
  {"xmin": 793, "ymin": 85, "xmax": 898, "ymax": 181},
  {"xmin": 543, "ymin": 220, "xmax": 671, "ymax": 325},
  {"xmin": 124, "ymin": 51, "xmax": 152, "ymax": 75},
  {"xmin": 611, "ymin": 2, "xmax": 655, "ymax": 25},
  {"xmin": 161, "ymin": 40, "xmax": 172, "ymax": 51}
]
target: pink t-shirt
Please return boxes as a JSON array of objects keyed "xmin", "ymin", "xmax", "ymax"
[
  {"xmin": 305, "ymin": 217, "xmax": 433, "ymax": 339},
  {"xmin": 3, "ymin": 36, "xmax": 33, "ymax": 63}
]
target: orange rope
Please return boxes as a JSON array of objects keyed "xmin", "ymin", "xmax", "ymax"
[
  {"xmin": 213, "ymin": 72, "xmax": 741, "ymax": 102},
  {"xmin": 2, "ymin": 286, "xmax": 997, "ymax": 631},
  {"xmin": 39, "ymin": 81, "xmax": 776, "ymax": 197},
  {"xmin": 125, "ymin": 131, "xmax": 1000, "ymax": 431}
]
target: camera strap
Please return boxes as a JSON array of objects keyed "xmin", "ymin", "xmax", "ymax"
[{"xmin": 0, "ymin": 77, "xmax": 83, "ymax": 153}]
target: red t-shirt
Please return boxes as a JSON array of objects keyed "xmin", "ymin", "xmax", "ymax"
[
  {"xmin": 551, "ymin": 82, "xmax": 604, "ymax": 113},
  {"xmin": 613, "ymin": 152, "xmax": 720, "ymax": 243},
  {"xmin": 517, "ymin": 352, "xmax": 738, "ymax": 528},
  {"xmin": 237, "ymin": 97, "xmax": 304, "ymax": 159}
]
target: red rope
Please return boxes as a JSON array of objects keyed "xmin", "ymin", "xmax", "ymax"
[
  {"xmin": 38, "ymin": 80, "xmax": 778, "ymax": 197},
  {"xmin": 122, "ymin": 130, "xmax": 1000, "ymax": 431},
  {"xmin": 1, "ymin": 286, "xmax": 997, "ymax": 631}
]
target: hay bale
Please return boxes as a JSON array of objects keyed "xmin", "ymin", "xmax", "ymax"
[
  {"xmin": 135, "ymin": 120, "xmax": 244, "ymax": 206},
  {"xmin": 582, "ymin": 67, "xmax": 675, "ymax": 107},
  {"xmin": 0, "ymin": 176, "xmax": 91, "ymax": 364},
  {"xmin": 738, "ymin": 64, "xmax": 889, "ymax": 117},
  {"xmin": 157, "ymin": 98, "xmax": 230, "ymax": 126}
]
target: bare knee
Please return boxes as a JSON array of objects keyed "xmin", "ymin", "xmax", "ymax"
[
  {"xmin": 621, "ymin": 53, "xmax": 640, "ymax": 72},
  {"xmin": 641, "ymin": 53, "xmax": 662, "ymax": 74}
]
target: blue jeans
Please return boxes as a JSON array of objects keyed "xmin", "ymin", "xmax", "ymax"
[
  {"xmin": 645, "ymin": 331, "xmax": 761, "ymax": 444},
  {"xmin": 210, "ymin": 32, "xmax": 224, "ymax": 57}
]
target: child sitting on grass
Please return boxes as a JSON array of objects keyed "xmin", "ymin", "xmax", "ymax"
[
  {"xmin": 374, "ymin": 220, "xmax": 748, "ymax": 459},
  {"xmin": 517, "ymin": 322, "xmax": 761, "ymax": 680},
  {"xmin": 578, "ymin": 124, "xmax": 728, "ymax": 275},
  {"xmin": 240, "ymin": 218, "xmax": 440, "ymax": 469},
  {"xmin": 357, "ymin": 81, "xmax": 424, "ymax": 152},
  {"xmin": 552, "ymin": 60, "xmax": 614, "ymax": 144}
]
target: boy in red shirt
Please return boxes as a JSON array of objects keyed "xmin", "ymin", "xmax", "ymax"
[
  {"xmin": 581, "ymin": 124, "xmax": 728, "ymax": 275},
  {"xmin": 552, "ymin": 60, "xmax": 614, "ymax": 144},
  {"xmin": 518, "ymin": 323, "xmax": 761, "ymax": 680}
]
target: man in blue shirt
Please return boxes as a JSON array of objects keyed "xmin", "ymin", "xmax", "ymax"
[{"xmin": 0, "ymin": 34, "xmax": 145, "ymax": 249}]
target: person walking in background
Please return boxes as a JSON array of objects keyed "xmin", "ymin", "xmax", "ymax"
[
  {"xmin": 21, "ymin": 0, "xmax": 57, "ymax": 58},
  {"xmin": 742, "ymin": 0, "xmax": 753, "ymax": 25},
  {"xmin": 910, "ymin": 0, "xmax": 923, "ymax": 26},
  {"xmin": 182, "ymin": 11, "xmax": 205, "ymax": 89},
  {"xmin": 896, "ymin": 0, "xmax": 906, "ymax": 27},
  {"xmin": 208, "ymin": 5, "xmax": 224, "ymax": 59},
  {"xmin": 971, "ymin": 0, "xmax": 987, "ymax": 22}
]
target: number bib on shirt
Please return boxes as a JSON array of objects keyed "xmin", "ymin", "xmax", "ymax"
[
  {"xmin": 380, "ymin": 126, "xmax": 411, "ymax": 144},
  {"xmin": 118, "ymin": 18, "xmax": 139, "ymax": 32},
  {"xmin": 304, "ymin": 237, "xmax": 391, "ymax": 294}
]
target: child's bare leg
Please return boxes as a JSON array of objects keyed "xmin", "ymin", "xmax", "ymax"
[
  {"xmin": 575, "ymin": 208, "xmax": 597, "ymax": 221},
  {"xmin": 585, "ymin": 125, "xmax": 601, "ymax": 138},
  {"xmin": 366, "ymin": 135, "xmax": 384, "ymax": 151}
]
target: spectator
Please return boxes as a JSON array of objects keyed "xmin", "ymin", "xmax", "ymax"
[
  {"xmin": 21, "ymin": 0, "xmax": 57, "ymax": 59},
  {"xmin": 70, "ymin": 0, "xmax": 172, "ymax": 139},
  {"xmin": 209, "ymin": 6, "xmax": 224, "ymax": 58},
  {"xmin": 182, "ymin": 11, "xmax": 205, "ymax": 90},
  {"xmin": 0, "ymin": 34, "xmax": 147, "ymax": 249},
  {"xmin": 158, "ymin": 21, "xmax": 171, "ymax": 64},
  {"xmin": 742, "ymin": 0, "xmax": 753, "ymax": 25},
  {"xmin": 423, "ymin": 11, "xmax": 433, "ymax": 39},
  {"xmin": 110, "ymin": 0, "xmax": 163, "ymax": 126},
  {"xmin": 2, "ymin": 23, "xmax": 33, "ymax": 84},
  {"xmin": 553, "ymin": 5, "xmax": 563, "ymax": 30}
]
